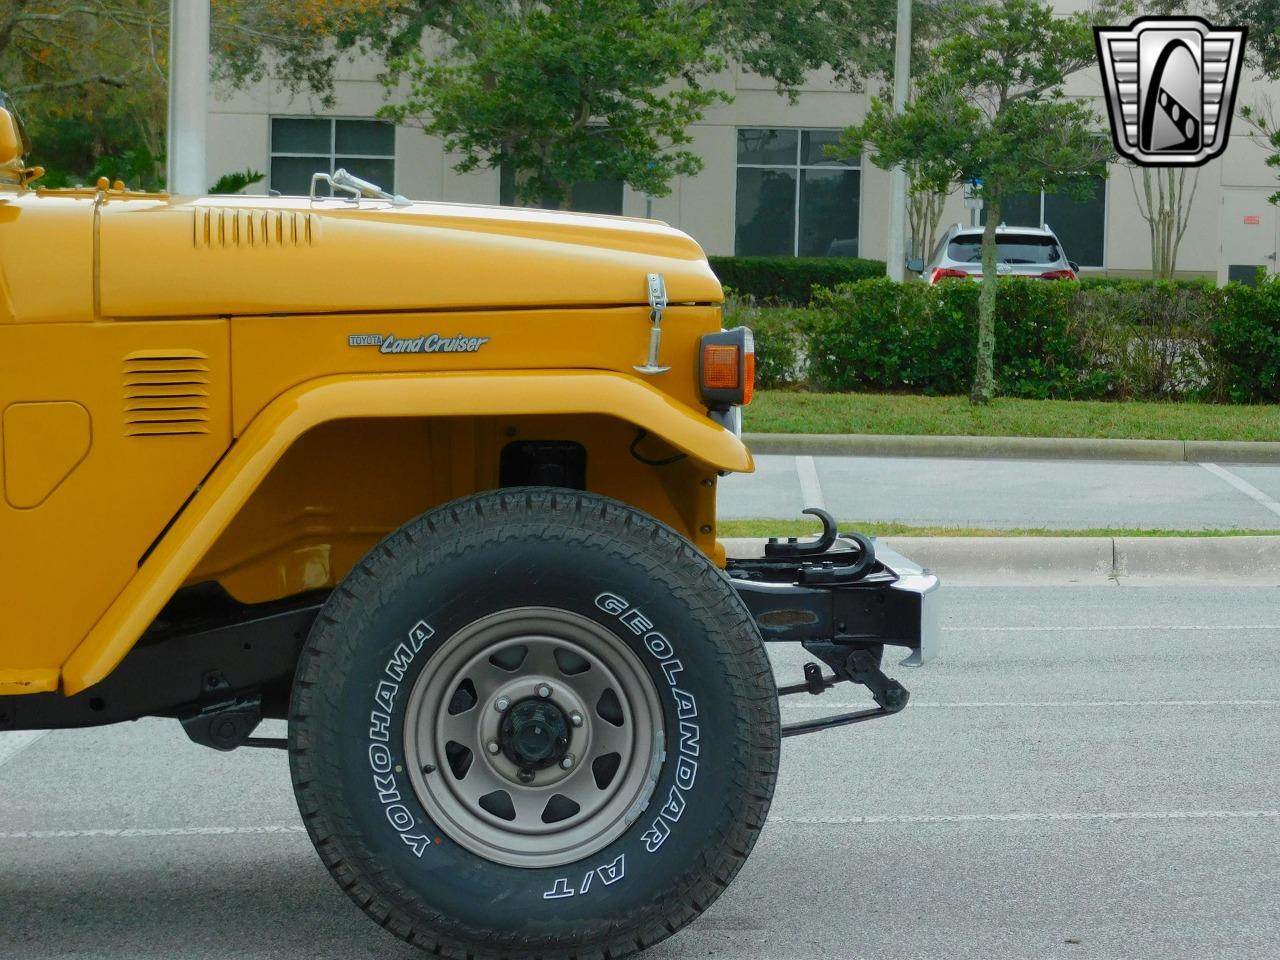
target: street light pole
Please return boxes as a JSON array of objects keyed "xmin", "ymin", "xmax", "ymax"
[
  {"xmin": 885, "ymin": 0, "xmax": 912, "ymax": 281},
  {"xmin": 167, "ymin": 0, "xmax": 209, "ymax": 195}
]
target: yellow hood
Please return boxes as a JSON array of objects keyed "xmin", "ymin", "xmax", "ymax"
[{"xmin": 97, "ymin": 195, "xmax": 722, "ymax": 319}]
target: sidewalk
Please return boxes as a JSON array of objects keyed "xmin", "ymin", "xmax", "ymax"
[
  {"xmin": 722, "ymin": 535, "xmax": 1280, "ymax": 585},
  {"xmin": 744, "ymin": 432, "xmax": 1280, "ymax": 463},
  {"xmin": 718, "ymin": 453, "xmax": 1280, "ymax": 531}
]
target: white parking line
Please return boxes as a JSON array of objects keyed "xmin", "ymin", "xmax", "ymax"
[
  {"xmin": 944, "ymin": 624, "xmax": 1280, "ymax": 632},
  {"xmin": 770, "ymin": 809, "xmax": 1280, "ymax": 826},
  {"xmin": 795, "ymin": 455, "xmax": 825, "ymax": 512},
  {"xmin": 1199, "ymin": 462, "xmax": 1280, "ymax": 520},
  {"xmin": 5, "ymin": 811, "xmax": 1275, "ymax": 840},
  {"xmin": 0, "ymin": 731, "xmax": 47, "ymax": 768},
  {"xmin": 0, "ymin": 825, "xmax": 308, "ymax": 840},
  {"xmin": 783, "ymin": 699, "xmax": 1280, "ymax": 710}
]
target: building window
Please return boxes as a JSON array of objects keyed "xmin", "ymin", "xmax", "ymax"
[
  {"xmin": 735, "ymin": 128, "xmax": 860, "ymax": 257},
  {"xmin": 983, "ymin": 175, "xmax": 1107, "ymax": 268},
  {"xmin": 498, "ymin": 166, "xmax": 624, "ymax": 215},
  {"xmin": 269, "ymin": 117, "xmax": 396, "ymax": 197}
]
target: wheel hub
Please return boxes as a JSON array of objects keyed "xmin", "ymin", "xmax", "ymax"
[
  {"xmin": 402, "ymin": 607, "xmax": 665, "ymax": 868},
  {"xmin": 499, "ymin": 697, "xmax": 571, "ymax": 769}
]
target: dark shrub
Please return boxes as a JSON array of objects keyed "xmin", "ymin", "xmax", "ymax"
[
  {"xmin": 808, "ymin": 278, "xmax": 1104, "ymax": 398},
  {"xmin": 1213, "ymin": 279, "xmax": 1280, "ymax": 402},
  {"xmin": 722, "ymin": 294, "xmax": 808, "ymax": 389},
  {"xmin": 718, "ymin": 276, "xmax": 1277, "ymax": 404},
  {"xmin": 709, "ymin": 256, "xmax": 885, "ymax": 305}
]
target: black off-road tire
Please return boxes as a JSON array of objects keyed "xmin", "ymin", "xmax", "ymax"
[{"xmin": 289, "ymin": 488, "xmax": 780, "ymax": 959}]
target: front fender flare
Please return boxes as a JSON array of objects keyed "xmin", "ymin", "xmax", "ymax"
[{"xmin": 61, "ymin": 370, "xmax": 751, "ymax": 694}]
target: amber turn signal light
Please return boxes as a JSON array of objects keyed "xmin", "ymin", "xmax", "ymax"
[
  {"xmin": 699, "ymin": 327, "xmax": 754, "ymax": 410},
  {"xmin": 702, "ymin": 344, "xmax": 741, "ymax": 388}
]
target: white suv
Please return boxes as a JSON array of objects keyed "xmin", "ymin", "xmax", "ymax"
[{"xmin": 908, "ymin": 223, "xmax": 1080, "ymax": 284}]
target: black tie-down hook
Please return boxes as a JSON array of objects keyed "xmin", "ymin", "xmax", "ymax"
[{"xmin": 764, "ymin": 507, "xmax": 877, "ymax": 584}]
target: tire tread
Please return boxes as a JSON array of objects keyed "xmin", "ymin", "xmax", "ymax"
[{"xmin": 289, "ymin": 488, "xmax": 780, "ymax": 960}]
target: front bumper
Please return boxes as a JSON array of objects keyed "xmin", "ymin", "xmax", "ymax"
[
  {"xmin": 725, "ymin": 538, "xmax": 940, "ymax": 667},
  {"xmin": 723, "ymin": 511, "xmax": 940, "ymax": 736}
]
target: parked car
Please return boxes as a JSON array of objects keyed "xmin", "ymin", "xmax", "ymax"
[{"xmin": 908, "ymin": 222, "xmax": 1080, "ymax": 283}]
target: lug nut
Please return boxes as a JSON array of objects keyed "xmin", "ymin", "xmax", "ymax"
[
  {"xmin": 536, "ymin": 684, "xmax": 552, "ymax": 699},
  {"xmin": 570, "ymin": 712, "xmax": 584, "ymax": 728},
  {"xmin": 487, "ymin": 741, "xmax": 500, "ymax": 755},
  {"xmin": 494, "ymin": 697, "xmax": 510, "ymax": 713},
  {"xmin": 517, "ymin": 769, "xmax": 535, "ymax": 784},
  {"xmin": 560, "ymin": 755, "xmax": 575, "ymax": 770}
]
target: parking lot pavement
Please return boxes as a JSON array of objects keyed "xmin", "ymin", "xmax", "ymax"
[
  {"xmin": 718, "ymin": 454, "xmax": 1280, "ymax": 530},
  {"xmin": 2, "ymin": 585, "xmax": 1279, "ymax": 960}
]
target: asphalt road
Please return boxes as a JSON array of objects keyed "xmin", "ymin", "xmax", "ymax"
[
  {"xmin": 719, "ymin": 455, "xmax": 1280, "ymax": 530},
  {"xmin": 2, "ymin": 585, "xmax": 1279, "ymax": 960}
]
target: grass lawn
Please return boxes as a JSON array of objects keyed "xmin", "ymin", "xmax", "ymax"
[
  {"xmin": 716, "ymin": 519, "xmax": 1280, "ymax": 539},
  {"xmin": 742, "ymin": 391, "xmax": 1280, "ymax": 442}
]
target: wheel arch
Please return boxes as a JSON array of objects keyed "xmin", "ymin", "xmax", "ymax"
[{"xmin": 60, "ymin": 370, "xmax": 751, "ymax": 695}]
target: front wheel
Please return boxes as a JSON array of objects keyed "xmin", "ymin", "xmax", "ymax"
[{"xmin": 289, "ymin": 488, "xmax": 780, "ymax": 959}]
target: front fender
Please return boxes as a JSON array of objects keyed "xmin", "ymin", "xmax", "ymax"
[{"xmin": 61, "ymin": 370, "xmax": 751, "ymax": 694}]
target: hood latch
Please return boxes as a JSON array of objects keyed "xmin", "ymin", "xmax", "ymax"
[{"xmin": 633, "ymin": 272, "xmax": 672, "ymax": 375}]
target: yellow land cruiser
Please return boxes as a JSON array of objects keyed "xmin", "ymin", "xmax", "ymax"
[{"xmin": 0, "ymin": 96, "xmax": 938, "ymax": 958}]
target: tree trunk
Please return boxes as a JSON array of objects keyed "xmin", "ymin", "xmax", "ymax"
[
  {"xmin": 971, "ymin": 196, "xmax": 1001, "ymax": 405},
  {"xmin": 1136, "ymin": 166, "xmax": 1199, "ymax": 280},
  {"xmin": 907, "ymin": 184, "xmax": 946, "ymax": 261},
  {"xmin": 1167, "ymin": 167, "xmax": 1198, "ymax": 279}
]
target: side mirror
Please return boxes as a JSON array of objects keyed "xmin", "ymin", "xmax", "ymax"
[
  {"xmin": 905, "ymin": 258, "xmax": 925, "ymax": 274},
  {"xmin": 0, "ymin": 108, "xmax": 22, "ymax": 168},
  {"xmin": 1068, "ymin": 261, "xmax": 1080, "ymax": 273}
]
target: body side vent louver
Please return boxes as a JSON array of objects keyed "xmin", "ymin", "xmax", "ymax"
[
  {"xmin": 123, "ymin": 350, "xmax": 212, "ymax": 437},
  {"xmin": 194, "ymin": 207, "xmax": 317, "ymax": 249}
]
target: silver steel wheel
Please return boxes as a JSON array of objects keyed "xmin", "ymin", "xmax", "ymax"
[{"xmin": 403, "ymin": 607, "xmax": 665, "ymax": 868}]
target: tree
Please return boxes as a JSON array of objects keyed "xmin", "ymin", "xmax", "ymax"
[
  {"xmin": 378, "ymin": 0, "xmax": 910, "ymax": 208},
  {"xmin": 209, "ymin": 168, "xmax": 265, "ymax": 194},
  {"xmin": 0, "ymin": 1, "xmax": 397, "ymax": 187},
  {"xmin": 1240, "ymin": 104, "xmax": 1280, "ymax": 206},
  {"xmin": 905, "ymin": 156, "xmax": 952, "ymax": 262},
  {"xmin": 1146, "ymin": 2, "xmax": 1280, "ymax": 209},
  {"xmin": 210, "ymin": 0, "xmax": 413, "ymax": 108},
  {"xmin": 1128, "ymin": 165, "xmax": 1200, "ymax": 278},
  {"xmin": 0, "ymin": 1, "xmax": 400, "ymax": 99},
  {"xmin": 1188, "ymin": 0, "xmax": 1279, "ymax": 211},
  {"xmin": 0, "ymin": 2, "xmax": 168, "ymax": 187},
  {"xmin": 895, "ymin": 79, "xmax": 956, "ymax": 263},
  {"xmin": 1146, "ymin": 1, "xmax": 1280, "ymax": 79},
  {"xmin": 840, "ymin": 0, "xmax": 1122, "ymax": 404},
  {"xmin": 381, "ymin": 1, "xmax": 727, "ymax": 207},
  {"xmin": 1217, "ymin": 1, "xmax": 1280, "ymax": 77}
]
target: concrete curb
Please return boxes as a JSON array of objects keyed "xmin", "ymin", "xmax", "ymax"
[
  {"xmin": 721, "ymin": 535, "xmax": 1280, "ymax": 584},
  {"xmin": 744, "ymin": 432, "xmax": 1280, "ymax": 464}
]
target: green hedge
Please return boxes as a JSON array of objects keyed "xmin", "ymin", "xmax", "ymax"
[
  {"xmin": 731, "ymin": 277, "xmax": 1280, "ymax": 403},
  {"xmin": 1076, "ymin": 276, "xmax": 1218, "ymax": 291},
  {"xmin": 807, "ymin": 279, "xmax": 1113, "ymax": 398},
  {"xmin": 709, "ymin": 256, "xmax": 886, "ymax": 305},
  {"xmin": 722, "ymin": 296, "xmax": 808, "ymax": 389},
  {"xmin": 1215, "ymin": 281, "xmax": 1280, "ymax": 402}
]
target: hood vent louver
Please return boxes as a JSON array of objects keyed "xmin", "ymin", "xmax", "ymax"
[
  {"xmin": 123, "ymin": 350, "xmax": 212, "ymax": 437},
  {"xmin": 194, "ymin": 207, "xmax": 317, "ymax": 249}
]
